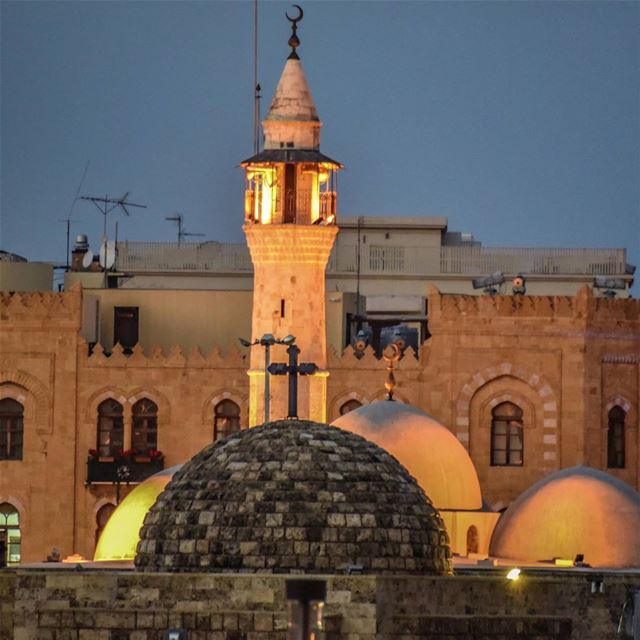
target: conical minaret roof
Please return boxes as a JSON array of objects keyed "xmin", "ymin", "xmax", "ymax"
[{"xmin": 265, "ymin": 58, "xmax": 319, "ymax": 123}]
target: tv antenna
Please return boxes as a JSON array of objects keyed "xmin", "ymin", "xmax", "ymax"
[
  {"xmin": 80, "ymin": 192, "xmax": 147, "ymax": 287},
  {"xmin": 165, "ymin": 214, "xmax": 205, "ymax": 245}
]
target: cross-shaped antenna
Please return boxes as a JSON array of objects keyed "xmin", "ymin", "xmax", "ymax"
[{"xmin": 80, "ymin": 193, "xmax": 147, "ymax": 287}]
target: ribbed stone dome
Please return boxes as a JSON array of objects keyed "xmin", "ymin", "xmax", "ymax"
[{"xmin": 135, "ymin": 420, "xmax": 452, "ymax": 574}]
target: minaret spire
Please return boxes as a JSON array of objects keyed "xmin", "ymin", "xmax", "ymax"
[{"xmin": 286, "ymin": 4, "xmax": 303, "ymax": 60}]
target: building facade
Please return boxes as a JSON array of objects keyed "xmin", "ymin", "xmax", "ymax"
[{"xmin": 1, "ymin": 282, "xmax": 638, "ymax": 563}]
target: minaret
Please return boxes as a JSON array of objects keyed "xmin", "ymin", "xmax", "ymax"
[{"xmin": 241, "ymin": 6, "xmax": 342, "ymax": 425}]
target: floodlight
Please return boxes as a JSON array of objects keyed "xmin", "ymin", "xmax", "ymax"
[
  {"xmin": 512, "ymin": 274, "xmax": 526, "ymax": 295},
  {"xmin": 238, "ymin": 338, "xmax": 253, "ymax": 348},
  {"xmin": 281, "ymin": 334, "xmax": 296, "ymax": 345},
  {"xmin": 260, "ymin": 333, "xmax": 276, "ymax": 346},
  {"xmin": 472, "ymin": 271, "xmax": 505, "ymax": 294},
  {"xmin": 593, "ymin": 277, "xmax": 626, "ymax": 290}
]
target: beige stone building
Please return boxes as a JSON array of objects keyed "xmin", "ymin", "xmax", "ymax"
[{"xmin": 1, "ymin": 15, "xmax": 638, "ymax": 568}]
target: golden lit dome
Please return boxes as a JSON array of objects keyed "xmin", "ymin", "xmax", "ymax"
[
  {"xmin": 332, "ymin": 401, "xmax": 483, "ymax": 511},
  {"xmin": 489, "ymin": 466, "xmax": 640, "ymax": 568},
  {"xmin": 93, "ymin": 465, "xmax": 180, "ymax": 562}
]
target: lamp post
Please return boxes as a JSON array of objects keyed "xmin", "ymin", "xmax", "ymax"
[
  {"xmin": 115, "ymin": 463, "xmax": 131, "ymax": 505},
  {"xmin": 240, "ymin": 334, "xmax": 296, "ymax": 423}
]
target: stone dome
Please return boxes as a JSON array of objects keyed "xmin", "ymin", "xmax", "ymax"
[
  {"xmin": 94, "ymin": 465, "xmax": 180, "ymax": 562},
  {"xmin": 489, "ymin": 466, "xmax": 640, "ymax": 568},
  {"xmin": 135, "ymin": 420, "xmax": 452, "ymax": 574},
  {"xmin": 332, "ymin": 401, "xmax": 482, "ymax": 510}
]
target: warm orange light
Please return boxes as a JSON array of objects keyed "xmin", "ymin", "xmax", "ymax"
[{"xmin": 62, "ymin": 553, "xmax": 89, "ymax": 563}]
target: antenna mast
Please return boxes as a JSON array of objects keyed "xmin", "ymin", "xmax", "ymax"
[
  {"xmin": 80, "ymin": 193, "xmax": 146, "ymax": 288},
  {"xmin": 165, "ymin": 214, "xmax": 205, "ymax": 245},
  {"xmin": 253, "ymin": 0, "xmax": 261, "ymax": 154},
  {"xmin": 60, "ymin": 160, "xmax": 90, "ymax": 272}
]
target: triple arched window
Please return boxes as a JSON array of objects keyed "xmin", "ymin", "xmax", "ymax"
[
  {"xmin": 97, "ymin": 398, "xmax": 158, "ymax": 457},
  {"xmin": 490, "ymin": 402, "xmax": 524, "ymax": 466},
  {"xmin": 0, "ymin": 398, "xmax": 24, "ymax": 460},
  {"xmin": 214, "ymin": 400, "xmax": 241, "ymax": 441},
  {"xmin": 607, "ymin": 405, "xmax": 626, "ymax": 469}
]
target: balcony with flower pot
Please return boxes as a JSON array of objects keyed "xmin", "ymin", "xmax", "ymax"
[{"xmin": 86, "ymin": 449, "xmax": 164, "ymax": 485}]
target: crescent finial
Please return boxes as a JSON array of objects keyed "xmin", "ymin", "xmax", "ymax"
[
  {"xmin": 286, "ymin": 4, "xmax": 303, "ymax": 23},
  {"xmin": 285, "ymin": 4, "xmax": 303, "ymax": 60}
]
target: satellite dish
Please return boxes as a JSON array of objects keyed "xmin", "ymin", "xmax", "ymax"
[
  {"xmin": 99, "ymin": 241, "xmax": 116, "ymax": 269},
  {"xmin": 81, "ymin": 250, "xmax": 94, "ymax": 269}
]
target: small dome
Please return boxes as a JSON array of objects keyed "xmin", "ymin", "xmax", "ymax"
[
  {"xmin": 94, "ymin": 465, "xmax": 180, "ymax": 561},
  {"xmin": 332, "ymin": 401, "xmax": 482, "ymax": 510},
  {"xmin": 135, "ymin": 420, "xmax": 452, "ymax": 575},
  {"xmin": 489, "ymin": 466, "xmax": 640, "ymax": 568}
]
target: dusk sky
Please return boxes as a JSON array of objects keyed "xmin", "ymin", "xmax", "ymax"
[{"xmin": 1, "ymin": 1, "xmax": 638, "ymax": 291}]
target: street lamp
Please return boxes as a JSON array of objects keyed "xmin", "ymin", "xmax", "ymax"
[{"xmin": 239, "ymin": 334, "xmax": 296, "ymax": 423}]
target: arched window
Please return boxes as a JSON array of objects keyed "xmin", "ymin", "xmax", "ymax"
[
  {"xmin": 95, "ymin": 503, "xmax": 116, "ymax": 548},
  {"xmin": 132, "ymin": 399, "xmax": 158, "ymax": 455},
  {"xmin": 214, "ymin": 400, "xmax": 241, "ymax": 441},
  {"xmin": 0, "ymin": 398, "xmax": 24, "ymax": 460},
  {"xmin": 466, "ymin": 525, "xmax": 479, "ymax": 555},
  {"xmin": 491, "ymin": 402, "xmax": 523, "ymax": 466},
  {"xmin": 97, "ymin": 399, "xmax": 124, "ymax": 457},
  {"xmin": 607, "ymin": 405, "xmax": 626, "ymax": 469},
  {"xmin": 0, "ymin": 503, "xmax": 21, "ymax": 567},
  {"xmin": 339, "ymin": 399, "xmax": 363, "ymax": 415}
]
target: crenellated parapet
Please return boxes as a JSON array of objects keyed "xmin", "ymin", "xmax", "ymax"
[
  {"xmin": 83, "ymin": 341, "xmax": 248, "ymax": 369},
  {"xmin": 428, "ymin": 284, "xmax": 640, "ymax": 325},
  {"xmin": 0, "ymin": 285, "xmax": 81, "ymax": 329}
]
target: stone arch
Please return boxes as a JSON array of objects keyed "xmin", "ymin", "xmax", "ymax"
[
  {"xmin": 202, "ymin": 389, "xmax": 248, "ymax": 430},
  {"xmin": 127, "ymin": 387, "xmax": 171, "ymax": 424},
  {"xmin": 85, "ymin": 387, "xmax": 128, "ymax": 423},
  {"xmin": 455, "ymin": 362, "xmax": 558, "ymax": 449},
  {"xmin": 329, "ymin": 391, "xmax": 370, "ymax": 421},
  {"xmin": 0, "ymin": 370, "xmax": 51, "ymax": 434},
  {"xmin": 0, "ymin": 495, "xmax": 27, "ymax": 537},
  {"xmin": 605, "ymin": 395, "xmax": 632, "ymax": 415},
  {"xmin": 467, "ymin": 374, "xmax": 556, "ymax": 506}
]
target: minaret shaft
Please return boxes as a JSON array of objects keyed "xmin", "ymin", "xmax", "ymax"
[{"xmin": 245, "ymin": 224, "xmax": 337, "ymax": 425}]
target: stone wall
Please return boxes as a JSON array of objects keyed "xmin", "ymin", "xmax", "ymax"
[{"xmin": 1, "ymin": 569, "xmax": 639, "ymax": 639}]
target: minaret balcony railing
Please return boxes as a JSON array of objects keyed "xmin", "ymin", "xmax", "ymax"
[{"xmin": 245, "ymin": 187, "xmax": 337, "ymax": 225}]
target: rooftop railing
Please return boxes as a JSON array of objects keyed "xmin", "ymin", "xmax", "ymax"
[{"xmin": 115, "ymin": 241, "xmax": 627, "ymax": 277}]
